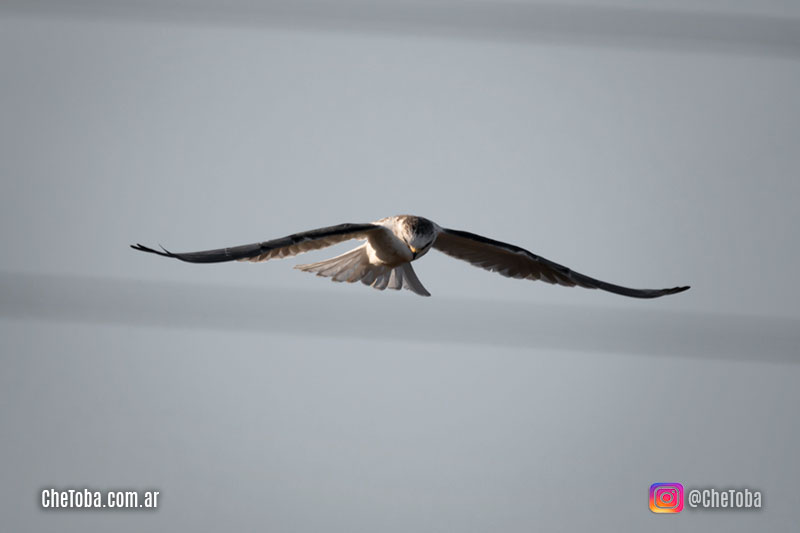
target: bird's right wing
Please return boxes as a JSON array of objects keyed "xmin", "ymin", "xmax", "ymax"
[
  {"xmin": 433, "ymin": 228, "xmax": 689, "ymax": 299},
  {"xmin": 131, "ymin": 223, "xmax": 386, "ymax": 264}
]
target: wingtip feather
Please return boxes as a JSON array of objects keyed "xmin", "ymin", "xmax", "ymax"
[{"xmin": 130, "ymin": 243, "xmax": 174, "ymax": 258}]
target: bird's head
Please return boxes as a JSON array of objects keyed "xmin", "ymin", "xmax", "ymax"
[
  {"xmin": 398, "ymin": 216, "xmax": 436, "ymax": 260},
  {"xmin": 407, "ymin": 240, "xmax": 432, "ymax": 260}
]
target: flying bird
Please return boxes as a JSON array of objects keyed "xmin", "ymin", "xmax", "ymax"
[{"xmin": 131, "ymin": 215, "xmax": 689, "ymax": 298}]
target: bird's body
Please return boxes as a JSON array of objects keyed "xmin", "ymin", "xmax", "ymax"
[
  {"xmin": 132, "ymin": 215, "xmax": 689, "ymax": 299},
  {"xmin": 362, "ymin": 217, "xmax": 412, "ymax": 266}
]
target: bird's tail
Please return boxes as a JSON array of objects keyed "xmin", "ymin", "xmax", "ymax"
[
  {"xmin": 295, "ymin": 246, "xmax": 430, "ymax": 297},
  {"xmin": 394, "ymin": 263, "xmax": 431, "ymax": 297}
]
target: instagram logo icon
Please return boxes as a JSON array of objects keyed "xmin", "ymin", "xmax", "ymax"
[{"xmin": 649, "ymin": 483, "xmax": 684, "ymax": 513}]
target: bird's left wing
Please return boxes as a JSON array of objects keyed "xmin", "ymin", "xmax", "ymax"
[
  {"xmin": 433, "ymin": 228, "xmax": 689, "ymax": 299},
  {"xmin": 131, "ymin": 223, "xmax": 385, "ymax": 264}
]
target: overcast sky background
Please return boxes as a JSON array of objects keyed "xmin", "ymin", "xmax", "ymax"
[{"xmin": 1, "ymin": 2, "xmax": 799, "ymax": 532}]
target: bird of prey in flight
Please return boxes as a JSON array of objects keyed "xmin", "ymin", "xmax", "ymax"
[{"xmin": 131, "ymin": 215, "xmax": 689, "ymax": 298}]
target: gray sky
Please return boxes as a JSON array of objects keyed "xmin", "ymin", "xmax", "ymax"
[{"xmin": 1, "ymin": 5, "xmax": 798, "ymax": 318}]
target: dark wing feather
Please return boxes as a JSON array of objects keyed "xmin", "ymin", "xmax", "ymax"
[
  {"xmin": 131, "ymin": 223, "xmax": 383, "ymax": 264},
  {"xmin": 433, "ymin": 228, "xmax": 689, "ymax": 299}
]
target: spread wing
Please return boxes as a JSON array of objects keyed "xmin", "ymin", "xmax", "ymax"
[
  {"xmin": 131, "ymin": 223, "xmax": 385, "ymax": 264},
  {"xmin": 433, "ymin": 228, "xmax": 689, "ymax": 299}
]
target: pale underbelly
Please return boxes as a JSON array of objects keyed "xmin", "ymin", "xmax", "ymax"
[{"xmin": 365, "ymin": 240, "xmax": 413, "ymax": 267}]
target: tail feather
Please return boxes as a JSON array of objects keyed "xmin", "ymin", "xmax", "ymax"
[
  {"xmin": 360, "ymin": 269, "xmax": 378, "ymax": 286},
  {"xmin": 372, "ymin": 269, "xmax": 391, "ymax": 290},
  {"xmin": 399, "ymin": 263, "xmax": 431, "ymax": 296},
  {"xmin": 295, "ymin": 245, "xmax": 431, "ymax": 296},
  {"xmin": 387, "ymin": 268, "xmax": 403, "ymax": 290}
]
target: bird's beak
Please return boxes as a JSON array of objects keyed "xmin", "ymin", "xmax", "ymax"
[{"xmin": 409, "ymin": 246, "xmax": 418, "ymax": 259}]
